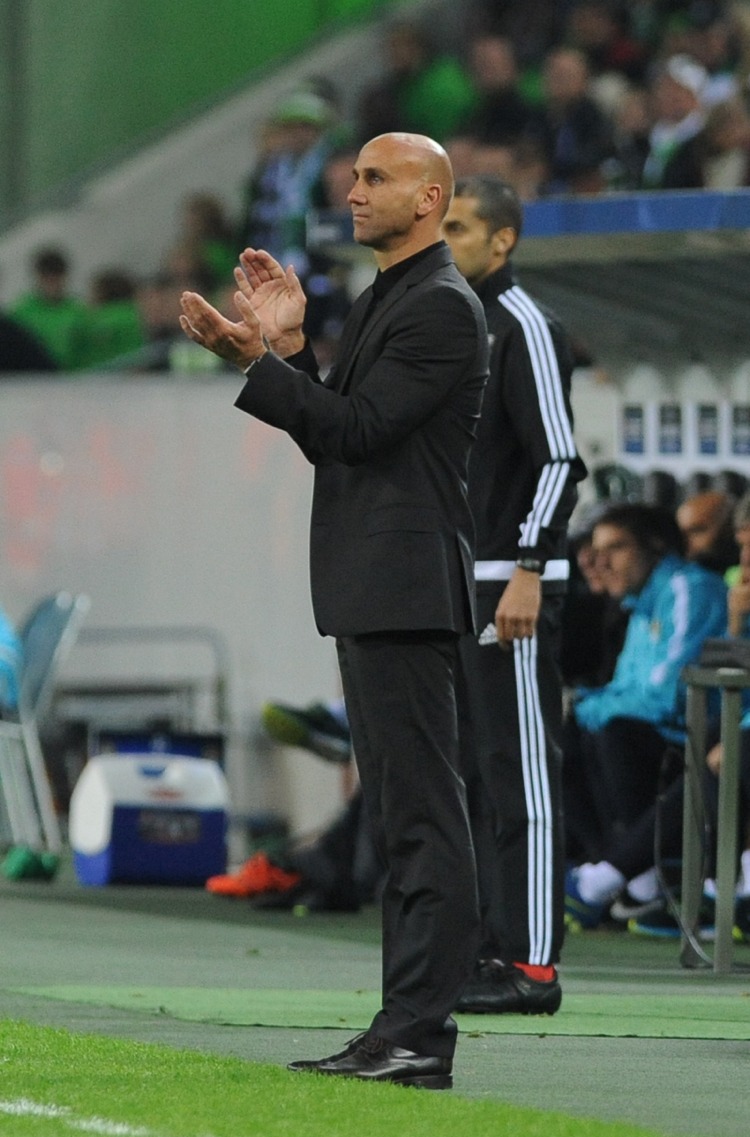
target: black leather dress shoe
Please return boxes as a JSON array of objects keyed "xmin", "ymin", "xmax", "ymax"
[
  {"xmin": 287, "ymin": 1032, "xmax": 367, "ymax": 1071},
  {"xmin": 455, "ymin": 959, "xmax": 562, "ymax": 1015},
  {"xmin": 288, "ymin": 1034, "xmax": 452, "ymax": 1089}
]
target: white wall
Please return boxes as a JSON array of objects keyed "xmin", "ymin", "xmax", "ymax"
[{"xmin": 0, "ymin": 376, "xmax": 347, "ymax": 846}]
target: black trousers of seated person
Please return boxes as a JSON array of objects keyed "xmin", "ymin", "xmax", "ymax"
[
  {"xmin": 606, "ymin": 729, "xmax": 750, "ymax": 882},
  {"xmin": 563, "ymin": 715, "xmax": 680, "ymax": 864},
  {"xmin": 289, "ymin": 787, "xmax": 382, "ymax": 911}
]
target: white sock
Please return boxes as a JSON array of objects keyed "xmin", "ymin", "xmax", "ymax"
[
  {"xmin": 577, "ymin": 861, "xmax": 626, "ymax": 905},
  {"xmin": 738, "ymin": 850, "xmax": 750, "ymax": 897},
  {"xmin": 626, "ymin": 866, "xmax": 661, "ymax": 903}
]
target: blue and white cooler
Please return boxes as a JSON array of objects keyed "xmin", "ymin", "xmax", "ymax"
[{"xmin": 69, "ymin": 754, "xmax": 230, "ymax": 886}]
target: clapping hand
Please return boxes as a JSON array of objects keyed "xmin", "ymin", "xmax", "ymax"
[
  {"xmin": 179, "ymin": 288, "xmax": 265, "ymax": 369},
  {"xmin": 237, "ymin": 249, "xmax": 307, "ymax": 356}
]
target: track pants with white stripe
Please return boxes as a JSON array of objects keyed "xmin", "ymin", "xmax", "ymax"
[{"xmin": 458, "ymin": 591, "xmax": 565, "ymax": 966}]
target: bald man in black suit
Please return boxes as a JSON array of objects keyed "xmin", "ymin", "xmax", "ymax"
[{"xmin": 180, "ymin": 131, "xmax": 488, "ymax": 1088}]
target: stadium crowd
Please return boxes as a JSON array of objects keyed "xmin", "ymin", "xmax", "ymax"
[{"xmin": 3, "ymin": 0, "xmax": 750, "ymax": 373}]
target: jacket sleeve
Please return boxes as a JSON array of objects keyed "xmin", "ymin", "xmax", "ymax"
[
  {"xmin": 499, "ymin": 303, "xmax": 583, "ymax": 563},
  {"xmin": 575, "ymin": 572, "xmax": 728, "ymax": 732},
  {"xmin": 235, "ymin": 286, "xmax": 486, "ymax": 466}
]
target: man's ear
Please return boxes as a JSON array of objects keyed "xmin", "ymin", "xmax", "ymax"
[
  {"xmin": 417, "ymin": 183, "xmax": 442, "ymax": 217},
  {"xmin": 491, "ymin": 226, "xmax": 517, "ymax": 257}
]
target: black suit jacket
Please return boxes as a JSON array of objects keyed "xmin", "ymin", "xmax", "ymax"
[{"xmin": 235, "ymin": 243, "xmax": 489, "ymax": 636}]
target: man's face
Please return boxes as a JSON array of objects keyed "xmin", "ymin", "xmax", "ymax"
[
  {"xmin": 677, "ymin": 500, "xmax": 724, "ymax": 560},
  {"xmin": 591, "ymin": 523, "xmax": 653, "ymax": 599},
  {"xmin": 442, "ymin": 196, "xmax": 501, "ymax": 285},
  {"xmin": 347, "ymin": 136, "xmax": 427, "ymax": 252}
]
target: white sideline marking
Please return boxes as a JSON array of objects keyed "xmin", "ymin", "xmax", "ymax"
[{"xmin": 0, "ymin": 1099, "xmax": 153, "ymax": 1135}]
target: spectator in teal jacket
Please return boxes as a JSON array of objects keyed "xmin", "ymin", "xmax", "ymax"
[
  {"xmin": 0, "ymin": 604, "xmax": 22, "ymax": 716},
  {"xmin": 563, "ymin": 502, "xmax": 727, "ymax": 863}
]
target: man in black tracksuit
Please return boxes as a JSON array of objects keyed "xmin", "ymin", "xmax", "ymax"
[{"xmin": 443, "ymin": 177, "xmax": 587, "ymax": 1013}]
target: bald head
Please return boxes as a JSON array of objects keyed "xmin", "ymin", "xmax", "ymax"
[
  {"xmin": 677, "ymin": 490, "xmax": 737, "ymax": 570},
  {"xmin": 349, "ymin": 132, "xmax": 454, "ymax": 266},
  {"xmin": 374, "ymin": 132, "xmax": 454, "ymax": 209}
]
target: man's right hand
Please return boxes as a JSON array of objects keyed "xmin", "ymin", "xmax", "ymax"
[
  {"xmin": 179, "ymin": 289, "xmax": 267, "ymax": 370},
  {"xmin": 237, "ymin": 249, "xmax": 306, "ymax": 357}
]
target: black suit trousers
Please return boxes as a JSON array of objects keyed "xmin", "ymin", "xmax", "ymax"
[{"xmin": 336, "ymin": 631, "xmax": 479, "ymax": 1058}]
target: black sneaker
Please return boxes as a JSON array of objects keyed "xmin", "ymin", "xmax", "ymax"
[
  {"xmin": 455, "ymin": 960, "xmax": 562, "ymax": 1015},
  {"xmin": 261, "ymin": 700, "xmax": 351, "ymax": 764}
]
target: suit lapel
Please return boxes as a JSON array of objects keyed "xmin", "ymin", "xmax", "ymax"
[
  {"xmin": 331, "ymin": 245, "xmax": 453, "ymax": 395},
  {"xmin": 326, "ymin": 288, "xmax": 373, "ymax": 391}
]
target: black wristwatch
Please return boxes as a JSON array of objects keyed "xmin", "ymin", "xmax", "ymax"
[{"xmin": 516, "ymin": 556, "xmax": 544, "ymax": 574}]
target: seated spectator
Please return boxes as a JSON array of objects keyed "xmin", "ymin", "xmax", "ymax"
[
  {"xmin": 0, "ymin": 311, "xmax": 57, "ymax": 372},
  {"xmin": 564, "ymin": 0, "xmax": 649, "ymax": 90},
  {"xmin": 676, "ymin": 489, "xmax": 738, "ymax": 576},
  {"xmin": 680, "ymin": 0, "xmax": 745, "ymax": 108},
  {"xmin": 81, "ymin": 268, "xmax": 145, "ymax": 370},
  {"xmin": 524, "ymin": 46, "xmax": 614, "ymax": 193},
  {"xmin": 640, "ymin": 53, "xmax": 709, "ymax": 189},
  {"xmin": 565, "ymin": 490, "xmax": 750, "ymax": 940},
  {"xmin": 603, "ymin": 84, "xmax": 652, "ymax": 189},
  {"xmin": 134, "ymin": 267, "xmax": 222, "ymax": 372},
  {"xmin": 694, "ymin": 96, "xmax": 750, "ymax": 189},
  {"xmin": 172, "ymin": 191, "xmax": 237, "ymax": 289},
  {"xmin": 260, "ymin": 697, "xmax": 352, "ymax": 766},
  {"xmin": 356, "ymin": 18, "xmax": 477, "ymax": 144},
  {"xmin": 562, "ymin": 502, "xmax": 727, "ymax": 865},
  {"xmin": 560, "ymin": 508, "xmax": 630, "ymax": 690},
  {"xmin": 207, "ymin": 695, "xmax": 382, "ymax": 913},
  {"xmin": 10, "ymin": 247, "xmax": 89, "ymax": 371},
  {"xmin": 239, "ymin": 89, "xmax": 337, "ymax": 279},
  {"xmin": 459, "ymin": 33, "xmax": 534, "ymax": 146},
  {"xmin": 472, "ymin": 0, "xmax": 567, "ymax": 104},
  {"xmin": 0, "ymin": 602, "xmax": 22, "ymax": 717}
]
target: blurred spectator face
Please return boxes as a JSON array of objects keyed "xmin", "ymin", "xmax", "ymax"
[
  {"xmin": 322, "ymin": 151, "xmax": 360, "ymax": 208},
  {"xmin": 279, "ymin": 120, "xmax": 326, "ymax": 157},
  {"xmin": 469, "ymin": 35, "xmax": 517, "ymax": 91},
  {"xmin": 706, "ymin": 98, "xmax": 750, "ymax": 153},
  {"xmin": 89, "ymin": 269, "xmax": 136, "ymax": 305},
  {"xmin": 471, "ymin": 144, "xmax": 516, "ymax": 180},
  {"xmin": 567, "ymin": 1, "xmax": 618, "ymax": 52},
  {"xmin": 687, "ymin": 17, "xmax": 731, "ymax": 71},
  {"xmin": 576, "ymin": 537, "xmax": 609, "ymax": 594},
  {"xmin": 677, "ymin": 491, "xmax": 733, "ymax": 561},
  {"xmin": 443, "ymin": 137, "xmax": 479, "ymax": 178},
  {"xmin": 510, "ymin": 138, "xmax": 550, "ymax": 200},
  {"xmin": 591, "ymin": 522, "xmax": 653, "ymax": 598},
  {"xmin": 615, "ymin": 86, "xmax": 651, "ymax": 137},
  {"xmin": 543, "ymin": 48, "xmax": 590, "ymax": 104},
  {"xmin": 385, "ymin": 23, "xmax": 427, "ymax": 75},
  {"xmin": 36, "ymin": 269, "xmax": 67, "ymax": 302},
  {"xmin": 181, "ymin": 193, "xmax": 229, "ymax": 240},
  {"xmin": 652, "ymin": 73, "xmax": 700, "ymax": 123}
]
